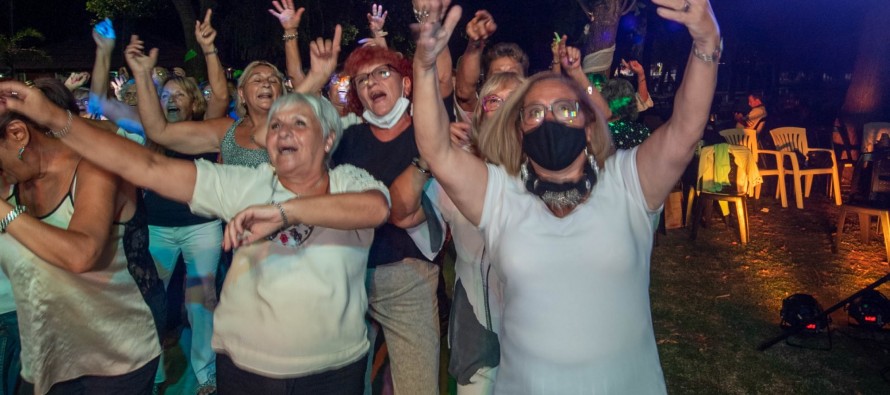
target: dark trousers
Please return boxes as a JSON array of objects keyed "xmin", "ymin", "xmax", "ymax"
[
  {"xmin": 19, "ymin": 357, "xmax": 158, "ymax": 395},
  {"xmin": 0, "ymin": 312, "xmax": 20, "ymax": 395},
  {"xmin": 217, "ymin": 353, "xmax": 366, "ymax": 395}
]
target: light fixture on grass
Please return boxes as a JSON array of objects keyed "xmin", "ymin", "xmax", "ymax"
[{"xmin": 845, "ymin": 289, "xmax": 890, "ymax": 330}]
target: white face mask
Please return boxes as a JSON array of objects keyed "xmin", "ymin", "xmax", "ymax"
[{"xmin": 363, "ymin": 96, "xmax": 410, "ymax": 129}]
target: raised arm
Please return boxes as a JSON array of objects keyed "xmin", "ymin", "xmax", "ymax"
[
  {"xmin": 413, "ymin": 0, "xmax": 488, "ymax": 226},
  {"xmin": 454, "ymin": 10, "xmax": 496, "ymax": 112},
  {"xmin": 270, "ymin": 0, "xmax": 306, "ymax": 87},
  {"xmin": 125, "ymin": 35, "xmax": 227, "ymax": 154},
  {"xmin": 87, "ymin": 18, "xmax": 141, "ymax": 130},
  {"xmin": 223, "ymin": 190, "xmax": 390, "ymax": 250},
  {"xmin": 0, "ymin": 80, "xmax": 198, "ymax": 211},
  {"xmin": 389, "ymin": 159, "xmax": 432, "ymax": 228},
  {"xmin": 637, "ymin": 0, "xmax": 720, "ymax": 209},
  {"xmin": 559, "ymin": 39, "xmax": 612, "ymax": 120},
  {"xmin": 628, "ymin": 60, "xmax": 652, "ymax": 110},
  {"xmin": 294, "ymin": 25, "xmax": 342, "ymax": 95},
  {"xmin": 195, "ymin": 9, "xmax": 230, "ymax": 120}
]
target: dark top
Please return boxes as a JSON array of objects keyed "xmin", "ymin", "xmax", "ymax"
[
  {"xmin": 145, "ymin": 151, "xmax": 218, "ymax": 227},
  {"xmin": 331, "ymin": 123, "xmax": 427, "ymax": 268}
]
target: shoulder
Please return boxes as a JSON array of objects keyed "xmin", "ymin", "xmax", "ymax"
[{"xmin": 330, "ymin": 164, "xmax": 388, "ymax": 196}]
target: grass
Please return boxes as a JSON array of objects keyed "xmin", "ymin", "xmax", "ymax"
[{"xmin": 652, "ymin": 189, "xmax": 890, "ymax": 394}]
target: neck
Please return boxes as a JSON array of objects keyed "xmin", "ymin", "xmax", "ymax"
[
  {"xmin": 21, "ymin": 137, "xmax": 77, "ymax": 186},
  {"xmin": 278, "ymin": 168, "xmax": 328, "ymax": 197},
  {"xmin": 531, "ymin": 154, "xmax": 587, "ymax": 184},
  {"xmin": 243, "ymin": 113, "xmax": 269, "ymax": 147}
]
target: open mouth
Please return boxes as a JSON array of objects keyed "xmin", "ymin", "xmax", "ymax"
[
  {"xmin": 278, "ymin": 146, "xmax": 297, "ymax": 155},
  {"xmin": 257, "ymin": 92, "xmax": 274, "ymax": 100},
  {"xmin": 369, "ymin": 91, "xmax": 386, "ymax": 102}
]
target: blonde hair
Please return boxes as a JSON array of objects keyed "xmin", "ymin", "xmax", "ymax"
[
  {"xmin": 163, "ymin": 77, "xmax": 206, "ymax": 120},
  {"xmin": 472, "ymin": 72, "xmax": 524, "ymax": 146},
  {"xmin": 477, "ymin": 72, "xmax": 614, "ymax": 176},
  {"xmin": 235, "ymin": 61, "xmax": 286, "ymax": 119}
]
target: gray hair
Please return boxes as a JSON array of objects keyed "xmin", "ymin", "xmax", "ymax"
[
  {"xmin": 236, "ymin": 60, "xmax": 286, "ymax": 118},
  {"xmin": 267, "ymin": 93, "xmax": 344, "ymax": 162}
]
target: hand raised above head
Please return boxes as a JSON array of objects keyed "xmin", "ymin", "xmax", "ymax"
[
  {"xmin": 367, "ymin": 3, "xmax": 388, "ymax": 34},
  {"xmin": 466, "ymin": 9, "xmax": 496, "ymax": 41},
  {"xmin": 195, "ymin": 9, "xmax": 218, "ymax": 50},
  {"xmin": 309, "ymin": 25, "xmax": 342, "ymax": 78},
  {"xmin": 651, "ymin": 0, "xmax": 720, "ymax": 45},
  {"xmin": 412, "ymin": 0, "xmax": 462, "ymax": 71},
  {"xmin": 124, "ymin": 35, "xmax": 159, "ymax": 76},
  {"xmin": 0, "ymin": 80, "xmax": 66, "ymax": 130},
  {"xmin": 269, "ymin": 0, "xmax": 305, "ymax": 32},
  {"xmin": 92, "ymin": 18, "xmax": 116, "ymax": 52}
]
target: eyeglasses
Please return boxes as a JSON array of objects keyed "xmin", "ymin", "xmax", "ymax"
[
  {"xmin": 353, "ymin": 65, "xmax": 396, "ymax": 88},
  {"xmin": 481, "ymin": 95, "xmax": 505, "ymax": 113},
  {"xmin": 520, "ymin": 99, "xmax": 580, "ymax": 126}
]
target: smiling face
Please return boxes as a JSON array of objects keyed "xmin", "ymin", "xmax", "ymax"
[
  {"xmin": 266, "ymin": 103, "xmax": 333, "ymax": 177},
  {"xmin": 161, "ymin": 80, "xmax": 196, "ymax": 123},
  {"xmin": 354, "ymin": 62, "xmax": 410, "ymax": 117},
  {"xmin": 238, "ymin": 65, "xmax": 283, "ymax": 117}
]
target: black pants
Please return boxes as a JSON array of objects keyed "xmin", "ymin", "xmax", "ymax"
[
  {"xmin": 19, "ymin": 357, "xmax": 158, "ymax": 395},
  {"xmin": 217, "ymin": 353, "xmax": 366, "ymax": 395}
]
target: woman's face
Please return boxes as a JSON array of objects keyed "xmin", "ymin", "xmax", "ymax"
[
  {"xmin": 481, "ymin": 84, "xmax": 519, "ymax": 122},
  {"xmin": 354, "ymin": 62, "xmax": 408, "ymax": 117},
  {"xmin": 520, "ymin": 80, "xmax": 587, "ymax": 134},
  {"xmin": 266, "ymin": 103, "xmax": 331, "ymax": 176},
  {"xmin": 161, "ymin": 81, "xmax": 195, "ymax": 123},
  {"xmin": 239, "ymin": 65, "xmax": 283, "ymax": 115}
]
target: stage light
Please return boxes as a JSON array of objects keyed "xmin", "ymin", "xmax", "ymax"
[
  {"xmin": 845, "ymin": 290, "xmax": 890, "ymax": 330},
  {"xmin": 780, "ymin": 293, "xmax": 830, "ymax": 333}
]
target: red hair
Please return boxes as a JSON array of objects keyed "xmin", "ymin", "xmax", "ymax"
[{"xmin": 342, "ymin": 46, "xmax": 413, "ymax": 115}]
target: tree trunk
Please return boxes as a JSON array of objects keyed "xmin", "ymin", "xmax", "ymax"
[{"xmin": 170, "ymin": 0, "xmax": 206, "ymax": 81}]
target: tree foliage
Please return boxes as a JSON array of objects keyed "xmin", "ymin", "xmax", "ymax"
[
  {"xmin": 86, "ymin": 0, "xmax": 159, "ymax": 20},
  {"xmin": 0, "ymin": 28, "xmax": 50, "ymax": 74}
]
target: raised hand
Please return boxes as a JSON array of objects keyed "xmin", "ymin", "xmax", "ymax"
[
  {"xmin": 628, "ymin": 60, "xmax": 645, "ymax": 76},
  {"xmin": 110, "ymin": 75, "xmax": 128, "ymax": 101},
  {"xmin": 269, "ymin": 0, "xmax": 305, "ymax": 32},
  {"xmin": 651, "ymin": 0, "xmax": 719, "ymax": 45},
  {"xmin": 195, "ymin": 9, "xmax": 218, "ymax": 52},
  {"xmin": 449, "ymin": 121, "xmax": 472, "ymax": 149},
  {"xmin": 367, "ymin": 3, "xmax": 388, "ymax": 36},
  {"xmin": 223, "ymin": 204, "xmax": 288, "ymax": 251},
  {"xmin": 465, "ymin": 10, "xmax": 496, "ymax": 42},
  {"xmin": 92, "ymin": 18, "xmax": 116, "ymax": 54},
  {"xmin": 0, "ymin": 80, "xmax": 65, "ymax": 130},
  {"xmin": 558, "ymin": 40, "xmax": 582, "ymax": 72},
  {"xmin": 64, "ymin": 72, "xmax": 91, "ymax": 91},
  {"xmin": 308, "ymin": 25, "xmax": 342, "ymax": 81},
  {"xmin": 124, "ymin": 35, "xmax": 159, "ymax": 76},
  {"xmin": 412, "ymin": 0, "xmax": 462, "ymax": 71}
]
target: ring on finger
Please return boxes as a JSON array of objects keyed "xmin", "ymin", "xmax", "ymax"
[
  {"xmin": 682, "ymin": 0, "xmax": 691, "ymax": 12},
  {"xmin": 413, "ymin": 8, "xmax": 430, "ymax": 23}
]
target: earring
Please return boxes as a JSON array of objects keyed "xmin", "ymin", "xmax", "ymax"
[
  {"xmin": 17, "ymin": 146, "xmax": 25, "ymax": 161},
  {"xmin": 585, "ymin": 148, "xmax": 599, "ymax": 173}
]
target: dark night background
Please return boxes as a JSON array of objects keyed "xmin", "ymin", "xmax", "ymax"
[{"xmin": 3, "ymin": 0, "xmax": 888, "ymax": 126}]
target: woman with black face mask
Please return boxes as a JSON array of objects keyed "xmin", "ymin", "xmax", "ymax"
[{"xmin": 411, "ymin": 0, "xmax": 720, "ymax": 393}]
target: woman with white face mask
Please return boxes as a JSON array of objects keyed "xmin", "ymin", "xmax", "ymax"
[
  {"xmin": 330, "ymin": 45, "xmax": 443, "ymax": 395},
  {"xmin": 411, "ymin": 0, "xmax": 721, "ymax": 393}
]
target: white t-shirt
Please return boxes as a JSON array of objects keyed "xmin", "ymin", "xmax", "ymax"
[
  {"xmin": 189, "ymin": 160, "xmax": 389, "ymax": 378},
  {"xmin": 479, "ymin": 148, "xmax": 667, "ymax": 394}
]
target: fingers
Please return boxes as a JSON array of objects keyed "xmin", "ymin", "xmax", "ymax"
[
  {"xmin": 332, "ymin": 24, "xmax": 342, "ymax": 50},
  {"xmin": 203, "ymin": 8, "xmax": 212, "ymax": 25},
  {"xmin": 271, "ymin": 0, "xmax": 285, "ymax": 14}
]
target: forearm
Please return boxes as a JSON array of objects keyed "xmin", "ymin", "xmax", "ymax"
[
  {"xmin": 669, "ymin": 40, "xmax": 719, "ymax": 143},
  {"xmin": 454, "ymin": 45, "xmax": 483, "ymax": 108},
  {"xmin": 2, "ymin": 204, "xmax": 106, "ymax": 273},
  {"xmin": 90, "ymin": 48, "xmax": 112, "ymax": 97},
  {"xmin": 637, "ymin": 75, "xmax": 651, "ymax": 104},
  {"xmin": 568, "ymin": 67, "xmax": 612, "ymax": 119},
  {"xmin": 389, "ymin": 165, "xmax": 430, "ymax": 228},
  {"xmin": 436, "ymin": 47, "xmax": 454, "ymax": 99},
  {"xmin": 294, "ymin": 69, "xmax": 329, "ymax": 95},
  {"xmin": 203, "ymin": 45, "xmax": 229, "ymax": 119},
  {"xmin": 133, "ymin": 69, "xmax": 170, "ymax": 140},
  {"xmin": 284, "ymin": 32, "xmax": 306, "ymax": 86},
  {"xmin": 285, "ymin": 191, "xmax": 389, "ymax": 230},
  {"xmin": 47, "ymin": 107, "xmax": 196, "ymax": 203}
]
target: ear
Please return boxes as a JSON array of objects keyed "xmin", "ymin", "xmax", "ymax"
[
  {"xmin": 4, "ymin": 120, "xmax": 31, "ymax": 148},
  {"xmin": 324, "ymin": 132, "xmax": 336, "ymax": 153},
  {"xmin": 402, "ymin": 76, "xmax": 412, "ymax": 97}
]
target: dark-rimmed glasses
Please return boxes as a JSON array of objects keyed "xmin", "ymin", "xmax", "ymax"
[{"xmin": 481, "ymin": 95, "xmax": 505, "ymax": 113}]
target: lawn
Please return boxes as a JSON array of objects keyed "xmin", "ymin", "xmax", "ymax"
[{"xmin": 652, "ymin": 191, "xmax": 890, "ymax": 394}]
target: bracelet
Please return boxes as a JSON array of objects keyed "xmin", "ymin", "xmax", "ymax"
[
  {"xmin": 204, "ymin": 47, "xmax": 218, "ymax": 56},
  {"xmin": 273, "ymin": 201, "xmax": 289, "ymax": 229},
  {"xmin": 692, "ymin": 38, "xmax": 723, "ymax": 64},
  {"xmin": 412, "ymin": 157, "xmax": 431, "ymax": 176},
  {"xmin": 46, "ymin": 110, "xmax": 73, "ymax": 138},
  {"xmin": 470, "ymin": 39, "xmax": 486, "ymax": 49},
  {"xmin": 0, "ymin": 205, "xmax": 26, "ymax": 233},
  {"xmin": 282, "ymin": 32, "xmax": 298, "ymax": 42}
]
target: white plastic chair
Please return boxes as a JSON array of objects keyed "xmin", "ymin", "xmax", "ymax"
[
  {"xmin": 719, "ymin": 128, "xmax": 788, "ymax": 207},
  {"xmin": 770, "ymin": 127, "xmax": 842, "ymax": 209}
]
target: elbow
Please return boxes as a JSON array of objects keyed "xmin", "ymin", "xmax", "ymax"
[
  {"xmin": 371, "ymin": 193, "xmax": 391, "ymax": 228},
  {"xmin": 67, "ymin": 246, "xmax": 103, "ymax": 274}
]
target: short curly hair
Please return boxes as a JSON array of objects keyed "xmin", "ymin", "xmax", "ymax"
[{"xmin": 342, "ymin": 46, "xmax": 412, "ymax": 115}]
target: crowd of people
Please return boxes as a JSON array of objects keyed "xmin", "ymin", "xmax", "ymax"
[{"xmin": 0, "ymin": 0, "xmax": 721, "ymax": 394}]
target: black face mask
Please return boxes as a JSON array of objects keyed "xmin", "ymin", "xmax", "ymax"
[{"xmin": 522, "ymin": 120, "xmax": 588, "ymax": 171}]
